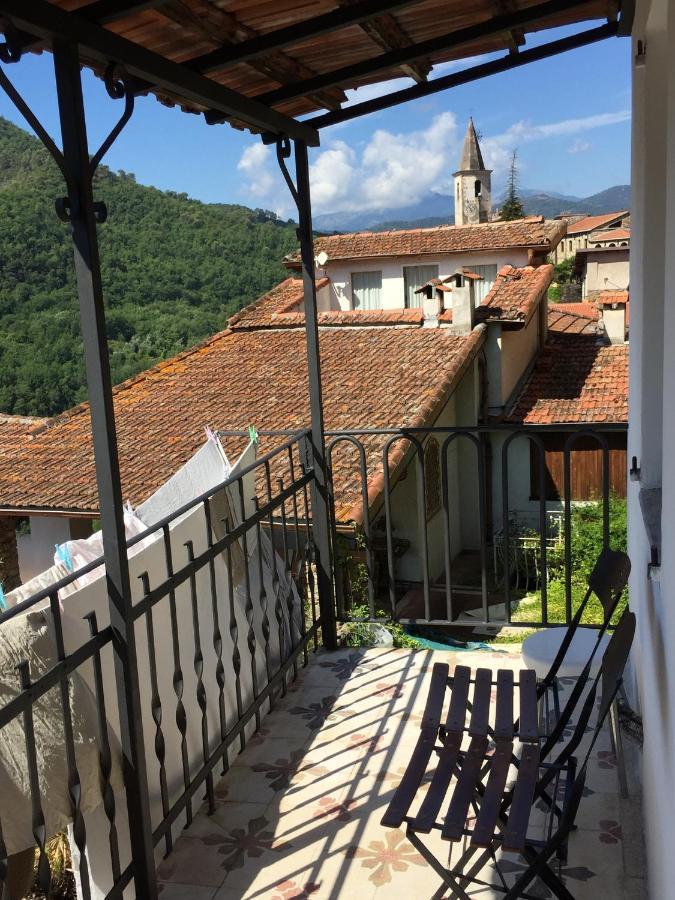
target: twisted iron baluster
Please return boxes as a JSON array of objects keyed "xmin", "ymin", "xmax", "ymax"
[
  {"xmin": 237, "ymin": 480, "xmax": 260, "ymax": 735},
  {"xmin": 277, "ymin": 477, "xmax": 298, "ymax": 681},
  {"xmin": 17, "ymin": 660, "xmax": 51, "ymax": 890},
  {"xmin": 224, "ymin": 517, "xmax": 244, "ymax": 752},
  {"xmin": 300, "ymin": 443, "xmax": 318, "ymax": 652},
  {"xmin": 203, "ymin": 500, "xmax": 228, "ymax": 775},
  {"xmin": 288, "ymin": 447, "xmax": 308, "ymax": 665},
  {"xmin": 84, "ymin": 611, "xmax": 121, "ymax": 883},
  {"xmin": 253, "ymin": 498, "xmax": 273, "ymax": 707},
  {"xmin": 185, "ymin": 540, "xmax": 214, "ymax": 815},
  {"xmin": 265, "ymin": 463, "xmax": 286, "ymax": 693},
  {"xmin": 139, "ymin": 572, "xmax": 171, "ymax": 856},
  {"xmin": 162, "ymin": 525, "xmax": 190, "ymax": 828},
  {"xmin": 50, "ymin": 594, "xmax": 90, "ymax": 898}
]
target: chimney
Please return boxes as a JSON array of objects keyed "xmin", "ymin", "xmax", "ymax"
[
  {"xmin": 422, "ymin": 287, "xmax": 442, "ymax": 326},
  {"xmin": 416, "ymin": 281, "xmax": 450, "ymax": 327},
  {"xmin": 447, "ymin": 270, "xmax": 481, "ymax": 334},
  {"xmin": 599, "ymin": 292, "xmax": 628, "ymax": 344}
]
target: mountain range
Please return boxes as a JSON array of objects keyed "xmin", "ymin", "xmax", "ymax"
[{"xmin": 312, "ymin": 184, "xmax": 631, "ymax": 233}]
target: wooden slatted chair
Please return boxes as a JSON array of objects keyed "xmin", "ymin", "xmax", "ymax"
[
  {"xmin": 448, "ymin": 548, "xmax": 630, "ymax": 797},
  {"xmin": 381, "ymin": 609, "xmax": 636, "ymax": 900}
]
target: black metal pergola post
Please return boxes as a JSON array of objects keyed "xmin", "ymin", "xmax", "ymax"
[
  {"xmin": 276, "ymin": 138, "xmax": 338, "ymax": 650},
  {"xmin": 52, "ymin": 41, "xmax": 158, "ymax": 898}
]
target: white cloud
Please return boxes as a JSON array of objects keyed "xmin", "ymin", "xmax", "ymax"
[
  {"xmin": 569, "ymin": 139, "xmax": 592, "ymax": 154},
  {"xmin": 236, "ymin": 143, "xmax": 275, "ymax": 200},
  {"xmin": 235, "ymin": 108, "xmax": 630, "ymax": 217}
]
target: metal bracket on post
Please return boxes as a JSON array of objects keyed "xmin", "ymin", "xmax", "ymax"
[{"xmin": 276, "ymin": 136, "xmax": 338, "ymax": 649}]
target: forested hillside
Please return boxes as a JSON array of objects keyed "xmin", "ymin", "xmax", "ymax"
[{"xmin": 0, "ymin": 117, "xmax": 298, "ymax": 416}]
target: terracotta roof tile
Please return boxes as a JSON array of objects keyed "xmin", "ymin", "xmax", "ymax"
[
  {"xmin": 554, "ymin": 302, "xmax": 599, "ymax": 320},
  {"xmin": 229, "ymin": 278, "xmax": 426, "ymax": 329},
  {"xmin": 284, "ymin": 217, "xmax": 564, "ymax": 265},
  {"xmin": 0, "ymin": 314, "xmax": 485, "ymax": 521},
  {"xmin": 591, "ymin": 227, "xmax": 630, "ymax": 242},
  {"xmin": 566, "ymin": 211, "xmax": 628, "ymax": 236},
  {"xmin": 547, "ymin": 306, "xmax": 599, "ymax": 335},
  {"xmin": 0, "ymin": 414, "xmax": 50, "ymax": 461},
  {"xmin": 475, "ymin": 264, "xmax": 553, "ymax": 323},
  {"xmin": 598, "ymin": 290, "xmax": 629, "ymax": 306},
  {"xmin": 508, "ymin": 335, "xmax": 628, "ymax": 424}
]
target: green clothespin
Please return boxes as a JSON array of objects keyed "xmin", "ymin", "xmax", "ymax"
[{"xmin": 248, "ymin": 425, "xmax": 259, "ymax": 445}]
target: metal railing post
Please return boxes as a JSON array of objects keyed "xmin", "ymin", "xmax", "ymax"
[
  {"xmin": 52, "ymin": 40, "xmax": 158, "ymax": 896},
  {"xmin": 288, "ymin": 138, "xmax": 337, "ymax": 649}
]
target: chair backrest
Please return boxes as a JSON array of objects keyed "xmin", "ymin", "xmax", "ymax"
[
  {"xmin": 543, "ymin": 547, "xmax": 631, "ymax": 690},
  {"xmin": 509, "ymin": 611, "xmax": 637, "ymax": 900},
  {"xmin": 539, "ymin": 608, "xmax": 636, "ymax": 788}
]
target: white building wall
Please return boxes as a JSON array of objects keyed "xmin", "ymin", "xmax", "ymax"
[
  {"xmin": 386, "ymin": 359, "xmax": 481, "ymax": 585},
  {"xmin": 17, "ymin": 516, "xmax": 73, "ymax": 583},
  {"xmin": 318, "ymin": 249, "xmax": 531, "ymax": 311},
  {"xmin": 583, "ymin": 252, "xmax": 630, "ymax": 295},
  {"xmin": 628, "ymin": 0, "xmax": 674, "ymax": 896}
]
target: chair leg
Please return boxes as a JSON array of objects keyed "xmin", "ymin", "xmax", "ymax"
[{"xmin": 609, "ymin": 697, "xmax": 629, "ymax": 798}]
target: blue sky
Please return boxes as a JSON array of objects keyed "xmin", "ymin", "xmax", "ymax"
[{"xmin": 0, "ymin": 26, "xmax": 630, "ymax": 218}]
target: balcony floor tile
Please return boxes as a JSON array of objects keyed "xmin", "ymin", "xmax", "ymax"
[{"xmin": 157, "ymin": 646, "xmax": 645, "ymax": 898}]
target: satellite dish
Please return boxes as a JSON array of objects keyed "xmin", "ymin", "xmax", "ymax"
[{"xmin": 315, "ymin": 250, "xmax": 329, "ymax": 267}]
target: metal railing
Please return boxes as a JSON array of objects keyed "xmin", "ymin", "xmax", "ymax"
[
  {"xmin": 325, "ymin": 423, "xmax": 628, "ymax": 630},
  {"xmin": 0, "ymin": 430, "xmax": 318, "ymax": 898}
]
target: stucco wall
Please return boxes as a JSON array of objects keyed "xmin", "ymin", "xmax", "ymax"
[
  {"xmin": 583, "ymin": 252, "xmax": 630, "ymax": 295},
  {"xmin": 318, "ymin": 249, "xmax": 530, "ymax": 311},
  {"xmin": 500, "ymin": 314, "xmax": 541, "ymax": 406},
  {"xmin": 385, "ymin": 359, "xmax": 480, "ymax": 585},
  {"xmin": 17, "ymin": 516, "xmax": 73, "ymax": 583},
  {"xmin": 627, "ymin": 0, "xmax": 673, "ymax": 896}
]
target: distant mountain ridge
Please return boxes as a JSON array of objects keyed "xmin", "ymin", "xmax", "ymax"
[{"xmin": 312, "ymin": 184, "xmax": 631, "ymax": 233}]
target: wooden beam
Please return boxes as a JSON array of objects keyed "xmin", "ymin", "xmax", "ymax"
[
  {"xmin": 337, "ymin": 1, "xmax": 429, "ymax": 83},
  {"xmin": 184, "ymin": 0, "xmax": 419, "ymax": 75},
  {"xmin": 0, "ymin": 0, "xmax": 318, "ymax": 142},
  {"xmin": 493, "ymin": 0, "xmax": 526, "ymax": 54},
  {"xmin": 78, "ymin": 0, "xmax": 172, "ymax": 25},
  {"xmin": 305, "ymin": 22, "xmax": 619, "ymax": 131},
  {"xmin": 160, "ymin": 0, "xmax": 345, "ymax": 110},
  {"xmin": 257, "ymin": 0, "xmax": 600, "ymax": 106}
]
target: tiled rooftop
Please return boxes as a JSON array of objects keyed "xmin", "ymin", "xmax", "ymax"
[
  {"xmin": 474, "ymin": 264, "xmax": 553, "ymax": 323},
  {"xmin": 0, "ymin": 305, "xmax": 484, "ymax": 518},
  {"xmin": 508, "ymin": 334, "xmax": 628, "ymax": 424},
  {"xmin": 547, "ymin": 306, "xmax": 600, "ymax": 336},
  {"xmin": 155, "ymin": 646, "xmax": 645, "ymax": 900},
  {"xmin": 554, "ymin": 302, "xmax": 600, "ymax": 320},
  {"xmin": 284, "ymin": 218, "xmax": 565, "ymax": 266},
  {"xmin": 0, "ymin": 414, "xmax": 49, "ymax": 464},
  {"xmin": 566, "ymin": 211, "xmax": 629, "ymax": 236},
  {"xmin": 591, "ymin": 228, "xmax": 631, "ymax": 243}
]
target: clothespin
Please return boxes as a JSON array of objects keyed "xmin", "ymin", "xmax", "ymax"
[
  {"xmin": 0, "ymin": 583, "xmax": 6, "ymax": 612},
  {"xmin": 248, "ymin": 425, "xmax": 259, "ymax": 445}
]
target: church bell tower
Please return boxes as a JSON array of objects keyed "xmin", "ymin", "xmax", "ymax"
[{"xmin": 454, "ymin": 118, "xmax": 492, "ymax": 226}]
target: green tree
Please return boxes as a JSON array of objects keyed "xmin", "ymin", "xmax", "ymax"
[
  {"xmin": 0, "ymin": 116, "xmax": 301, "ymax": 417},
  {"xmin": 499, "ymin": 150, "xmax": 525, "ymax": 221}
]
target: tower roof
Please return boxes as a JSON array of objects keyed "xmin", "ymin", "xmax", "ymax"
[{"xmin": 458, "ymin": 117, "xmax": 487, "ymax": 172}]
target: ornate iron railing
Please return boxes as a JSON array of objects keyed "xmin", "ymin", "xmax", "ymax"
[
  {"xmin": 324, "ymin": 423, "xmax": 628, "ymax": 630},
  {"xmin": 0, "ymin": 430, "xmax": 318, "ymax": 898}
]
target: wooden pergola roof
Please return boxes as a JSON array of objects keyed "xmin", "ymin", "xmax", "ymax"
[{"xmin": 1, "ymin": 0, "xmax": 630, "ymax": 144}]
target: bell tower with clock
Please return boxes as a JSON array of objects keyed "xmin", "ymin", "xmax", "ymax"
[{"xmin": 453, "ymin": 118, "xmax": 492, "ymax": 226}]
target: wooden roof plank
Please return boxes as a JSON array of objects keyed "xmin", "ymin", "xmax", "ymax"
[
  {"xmin": 0, "ymin": 0, "xmax": 319, "ymax": 142},
  {"xmin": 256, "ymin": 0, "xmax": 606, "ymax": 106}
]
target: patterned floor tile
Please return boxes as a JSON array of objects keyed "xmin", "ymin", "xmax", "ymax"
[{"xmin": 154, "ymin": 646, "xmax": 645, "ymax": 899}]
